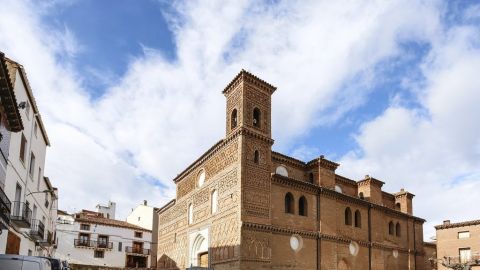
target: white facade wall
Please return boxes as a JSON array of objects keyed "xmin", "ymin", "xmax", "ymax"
[
  {"xmin": 0, "ymin": 68, "xmax": 55, "ymax": 256},
  {"xmin": 55, "ymin": 216, "xmax": 152, "ymax": 267},
  {"xmin": 126, "ymin": 204, "xmax": 154, "ymax": 230}
]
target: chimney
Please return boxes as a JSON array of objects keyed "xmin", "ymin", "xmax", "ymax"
[
  {"xmin": 143, "ymin": 200, "xmax": 147, "ymax": 206},
  {"xmin": 443, "ymin": 220, "xmax": 451, "ymax": 226}
]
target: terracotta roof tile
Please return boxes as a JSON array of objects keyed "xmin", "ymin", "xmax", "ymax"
[{"xmin": 75, "ymin": 215, "xmax": 151, "ymax": 232}]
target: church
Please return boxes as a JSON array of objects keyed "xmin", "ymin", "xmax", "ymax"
[{"xmin": 154, "ymin": 70, "xmax": 428, "ymax": 270}]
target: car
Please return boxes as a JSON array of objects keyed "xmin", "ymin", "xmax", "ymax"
[
  {"xmin": 0, "ymin": 255, "xmax": 52, "ymax": 270},
  {"xmin": 36, "ymin": 257, "xmax": 62, "ymax": 270}
]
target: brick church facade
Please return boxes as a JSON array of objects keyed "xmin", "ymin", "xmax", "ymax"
[{"xmin": 154, "ymin": 70, "xmax": 427, "ymax": 270}]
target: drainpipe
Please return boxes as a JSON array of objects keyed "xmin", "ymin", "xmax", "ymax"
[{"xmin": 368, "ymin": 204, "xmax": 372, "ymax": 270}]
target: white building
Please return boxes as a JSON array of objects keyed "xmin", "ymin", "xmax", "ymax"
[
  {"xmin": 96, "ymin": 201, "xmax": 116, "ymax": 219},
  {"xmin": 0, "ymin": 55, "xmax": 57, "ymax": 256},
  {"xmin": 126, "ymin": 200, "xmax": 154, "ymax": 230},
  {"xmin": 56, "ymin": 207, "xmax": 152, "ymax": 268}
]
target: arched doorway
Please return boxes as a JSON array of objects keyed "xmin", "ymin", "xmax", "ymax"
[{"xmin": 190, "ymin": 234, "xmax": 208, "ymax": 267}]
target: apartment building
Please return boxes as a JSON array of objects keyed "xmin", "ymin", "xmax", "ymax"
[
  {"xmin": 435, "ymin": 219, "xmax": 480, "ymax": 269},
  {"xmin": 0, "ymin": 53, "xmax": 57, "ymax": 256},
  {"xmin": 56, "ymin": 205, "xmax": 152, "ymax": 268},
  {"xmin": 127, "ymin": 200, "xmax": 155, "ymax": 230}
]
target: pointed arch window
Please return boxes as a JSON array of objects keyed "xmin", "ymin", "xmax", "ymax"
[
  {"xmin": 299, "ymin": 196, "xmax": 308, "ymax": 216},
  {"xmin": 359, "ymin": 192, "xmax": 364, "ymax": 199},
  {"xmin": 354, "ymin": 210, "xmax": 361, "ymax": 228},
  {"xmin": 395, "ymin": 203, "xmax": 401, "ymax": 211},
  {"xmin": 231, "ymin": 109, "xmax": 238, "ymax": 129},
  {"xmin": 396, "ymin": 222, "xmax": 401, "ymax": 237},
  {"xmin": 253, "ymin": 107, "xmax": 261, "ymax": 128},
  {"xmin": 254, "ymin": 150, "xmax": 259, "ymax": 164},
  {"xmin": 345, "ymin": 207, "xmax": 352, "ymax": 225},
  {"xmin": 285, "ymin": 192, "xmax": 294, "ymax": 214},
  {"xmin": 389, "ymin": 221, "xmax": 394, "ymax": 235},
  {"xmin": 308, "ymin": 173, "xmax": 314, "ymax": 183}
]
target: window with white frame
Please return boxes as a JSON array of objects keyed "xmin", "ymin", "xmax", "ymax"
[
  {"xmin": 458, "ymin": 231, "xmax": 470, "ymax": 239},
  {"xmin": 459, "ymin": 248, "xmax": 471, "ymax": 263}
]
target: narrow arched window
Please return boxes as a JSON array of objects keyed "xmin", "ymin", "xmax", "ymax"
[
  {"xmin": 354, "ymin": 210, "xmax": 361, "ymax": 228},
  {"xmin": 359, "ymin": 192, "xmax": 364, "ymax": 199},
  {"xmin": 254, "ymin": 150, "xmax": 259, "ymax": 164},
  {"xmin": 231, "ymin": 109, "xmax": 237, "ymax": 129},
  {"xmin": 308, "ymin": 173, "xmax": 314, "ymax": 183},
  {"xmin": 188, "ymin": 204, "xmax": 193, "ymax": 224},
  {"xmin": 253, "ymin": 107, "xmax": 261, "ymax": 127},
  {"xmin": 345, "ymin": 207, "xmax": 352, "ymax": 225},
  {"xmin": 285, "ymin": 193, "xmax": 294, "ymax": 214},
  {"xmin": 396, "ymin": 222, "xmax": 401, "ymax": 237},
  {"xmin": 211, "ymin": 190, "xmax": 218, "ymax": 214},
  {"xmin": 395, "ymin": 203, "xmax": 401, "ymax": 211},
  {"xmin": 299, "ymin": 196, "xmax": 308, "ymax": 216},
  {"xmin": 389, "ymin": 221, "xmax": 394, "ymax": 235}
]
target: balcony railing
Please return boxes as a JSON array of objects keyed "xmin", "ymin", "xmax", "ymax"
[
  {"xmin": 126, "ymin": 246, "xmax": 150, "ymax": 255},
  {"xmin": 29, "ymin": 219, "xmax": 45, "ymax": 240},
  {"xmin": 11, "ymin": 201, "xmax": 32, "ymax": 228},
  {"xmin": 443, "ymin": 255, "xmax": 480, "ymax": 266},
  {"xmin": 74, "ymin": 239, "xmax": 113, "ymax": 249},
  {"xmin": 0, "ymin": 187, "xmax": 11, "ymax": 229}
]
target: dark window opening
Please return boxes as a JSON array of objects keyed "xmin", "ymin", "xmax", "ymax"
[
  {"xmin": 94, "ymin": 250, "xmax": 104, "ymax": 258},
  {"xmin": 308, "ymin": 173, "xmax": 314, "ymax": 183},
  {"xmin": 231, "ymin": 109, "xmax": 238, "ymax": 129},
  {"xmin": 253, "ymin": 107, "xmax": 261, "ymax": 127},
  {"xmin": 345, "ymin": 207, "xmax": 352, "ymax": 225},
  {"xmin": 389, "ymin": 221, "xmax": 395, "ymax": 235},
  {"xmin": 359, "ymin": 192, "xmax": 364, "ymax": 199},
  {"xmin": 299, "ymin": 196, "xmax": 308, "ymax": 216},
  {"xmin": 254, "ymin": 150, "xmax": 259, "ymax": 164},
  {"xmin": 135, "ymin": 231, "xmax": 143, "ymax": 238},
  {"xmin": 396, "ymin": 222, "xmax": 401, "ymax": 237},
  {"xmin": 285, "ymin": 192, "xmax": 294, "ymax": 214},
  {"xmin": 395, "ymin": 203, "xmax": 401, "ymax": 211},
  {"xmin": 354, "ymin": 210, "xmax": 361, "ymax": 228}
]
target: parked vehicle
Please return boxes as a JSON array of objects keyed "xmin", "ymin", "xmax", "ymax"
[
  {"xmin": 0, "ymin": 255, "xmax": 51, "ymax": 270},
  {"xmin": 36, "ymin": 257, "xmax": 61, "ymax": 270}
]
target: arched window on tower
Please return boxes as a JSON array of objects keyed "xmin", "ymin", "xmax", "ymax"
[
  {"xmin": 389, "ymin": 221, "xmax": 394, "ymax": 235},
  {"xmin": 231, "ymin": 109, "xmax": 238, "ymax": 129},
  {"xmin": 396, "ymin": 222, "xmax": 401, "ymax": 237},
  {"xmin": 254, "ymin": 150, "xmax": 259, "ymax": 164},
  {"xmin": 359, "ymin": 192, "xmax": 364, "ymax": 199},
  {"xmin": 395, "ymin": 203, "xmax": 401, "ymax": 211},
  {"xmin": 253, "ymin": 107, "xmax": 261, "ymax": 128},
  {"xmin": 354, "ymin": 210, "xmax": 361, "ymax": 228},
  {"xmin": 308, "ymin": 173, "xmax": 314, "ymax": 183},
  {"xmin": 345, "ymin": 207, "xmax": 352, "ymax": 226},
  {"xmin": 299, "ymin": 196, "xmax": 308, "ymax": 216},
  {"xmin": 285, "ymin": 192, "xmax": 294, "ymax": 214}
]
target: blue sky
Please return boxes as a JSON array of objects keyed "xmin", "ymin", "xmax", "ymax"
[{"xmin": 1, "ymin": 0, "xmax": 480, "ymax": 239}]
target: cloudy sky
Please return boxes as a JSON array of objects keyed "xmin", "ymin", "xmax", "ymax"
[{"xmin": 0, "ymin": 0, "xmax": 479, "ymax": 239}]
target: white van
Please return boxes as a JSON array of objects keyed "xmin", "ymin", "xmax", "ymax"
[{"xmin": 0, "ymin": 255, "xmax": 51, "ymax": 270}]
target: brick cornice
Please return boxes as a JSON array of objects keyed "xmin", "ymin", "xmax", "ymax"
[{"xmin": 222, "ymin": 69, "xmax": 276, "ymax": 96}]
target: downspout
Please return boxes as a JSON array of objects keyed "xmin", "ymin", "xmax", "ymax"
[{"xmin": 368, "ymin": 204, "xmax": 372, "ymax": 270}]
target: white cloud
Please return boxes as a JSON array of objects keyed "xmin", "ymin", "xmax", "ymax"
[{"xmin": 2, "ymin": 0, "xmax": 478, "ymax": 236}]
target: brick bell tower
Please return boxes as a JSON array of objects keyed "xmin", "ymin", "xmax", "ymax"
[{"xmin": 223, "ymin": 70, "xmax": 276, "ymax": 267}]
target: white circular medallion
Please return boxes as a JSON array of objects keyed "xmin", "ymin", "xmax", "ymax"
[
  {"xmin": 290, "ymin": 234, "xmax": 303, "ymax": 252},
  {"xmin": 349, "ymin": 241, "xmax": 359, "ymax": 256}
]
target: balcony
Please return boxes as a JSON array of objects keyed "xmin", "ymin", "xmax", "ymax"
[
  {"xmin": 442, "ymin": 255, "xmax": 480, "ymax": 267},
  {"xmin": 126, "ymin": 246, "xmax": 150, "ymax": 256},
  {"xmin": 10, "ymin": 201, "xmax": 32, "ymax": 228},
  {"xmin": 29, "ymin": 219, "xmax": 45, "ymax": 241},
  {"xmin": 0, "ymin": 187, "xmax": 11, "ymax": 230},
  {"xmin": 74, "ymin": 239, "xmax": 113, "ymax": 249},
  {"xmin": 38, "ymin": 231, "xmax": 54, "ymax": 247}
]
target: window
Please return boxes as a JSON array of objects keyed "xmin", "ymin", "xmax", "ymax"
[
  {"xmin": 138, "ymin": 217, "xmax": 141, "ymax": 221},
  {"xmin": 345, "ymin": 207, "xmax": 352, "ymax": 225},
  {"xmin": 253, "ymin": 107, "xmax": 261, "ymax": 127},
  {"xmin": 285, "ymin": 193, "xmax": 294, "ymax": 214},
  {"xmin": 32, "ymin": 204, "xmax": 37, "ymax": 219},
  {"xmin": 97, "ymin": 235, "xmax": 109, "ymax": 248},
  {"xmin": 21, "ymin": 261, "xmax": 40, "ymax": 270},
  {"xmin": 188, "ymin": 203, "xmax": 193, "ymax": 224},
  {"xmin": 359, "ymin": 192, "xmax": 364, "ymax": 199},
  {"xmin": 197, "ymin": 169, "xmax": 205, "ymax": 187},
  {"xmin": 458, "ymin": 231, "xmax": 470, "ymax": 239},
  {"xmin": 395, "ymin": 203, "xmax": 401, "ymax": 211},
  {"xmin": 118, "ymin": 242, "xmax": 122, "ymax": 252},
  {"xmin": 134, "ymin": 231, "xmax": 143, "ymax": 238},
  {"xmin": 388, "ymin": 221, "xmax": 395, "ymax": 235},
  {"xmin": 45, "ymin": 192, "xmax": 49, "ymax": 208},
  {"xmin": 34, "ymin": 121, "xmax": 38, "ymax": 137},
  {"xmin": 396, "ymin": 222, "xmax": 401, "ymax": 237},
  {"xmin": 211, "ymin": 190, "xmax": 218, "ymax": 214},
  {"xmin": 354, "ymin": 210, "xmax": 361, "ymax": 228},
  {"xmin": 80, "ymin": 224, "xmax": 90, "ymax": 231},
  {"xmin": 308, "ymin": 173, "xmax": 314, "ymax": 183},
  {"xmin": 37, "ymin": 168, "xmax": 42, "ymax": 190},
  {"xmin": 94, "ymin": 250, "xmax": 104, "ymax": 258},
  {"xmin": 254, "ymin": 150, "xmax": 259, "ymax": 164},
  {"xmin": 231, "ymin": 109, "xmax": 237, "ymax": 129},
  {"xmin": 20, "ymin": 134, "xmax": 27, "ymax": 163},
  {"xmin": 78, "ymin": 233, "xmax": 90, "ymax": 246},
  {"xmin": 459, "ymin": 248, "xmax": 471, "ymax": 263},
  {"xmin": 29, "ymin": 152, "xmax": 35, "ymax": 177},
  {"xmin": 299, "ymin": 196, "xmax": 307, "ymax": 216},
  {"xmin": 276, "ymin": 166, "xmax": 288, "ymax": 177},
  {"xmin": 25, "ymin": 101, "xmax": 31, "ymax": 119}
]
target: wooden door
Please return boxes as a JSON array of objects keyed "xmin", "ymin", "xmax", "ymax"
[
  {"xmin": 6, "ymin": 231, "xmax": 20, "ymax": 254},
  {"xmin": 198, "ymin": 252, "xmax": 209, "ymax": 267}
]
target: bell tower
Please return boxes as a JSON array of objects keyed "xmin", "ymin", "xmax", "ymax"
[{"xmin": 223, "ymin": 70, "xmax": 276, "ymax": 267}]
